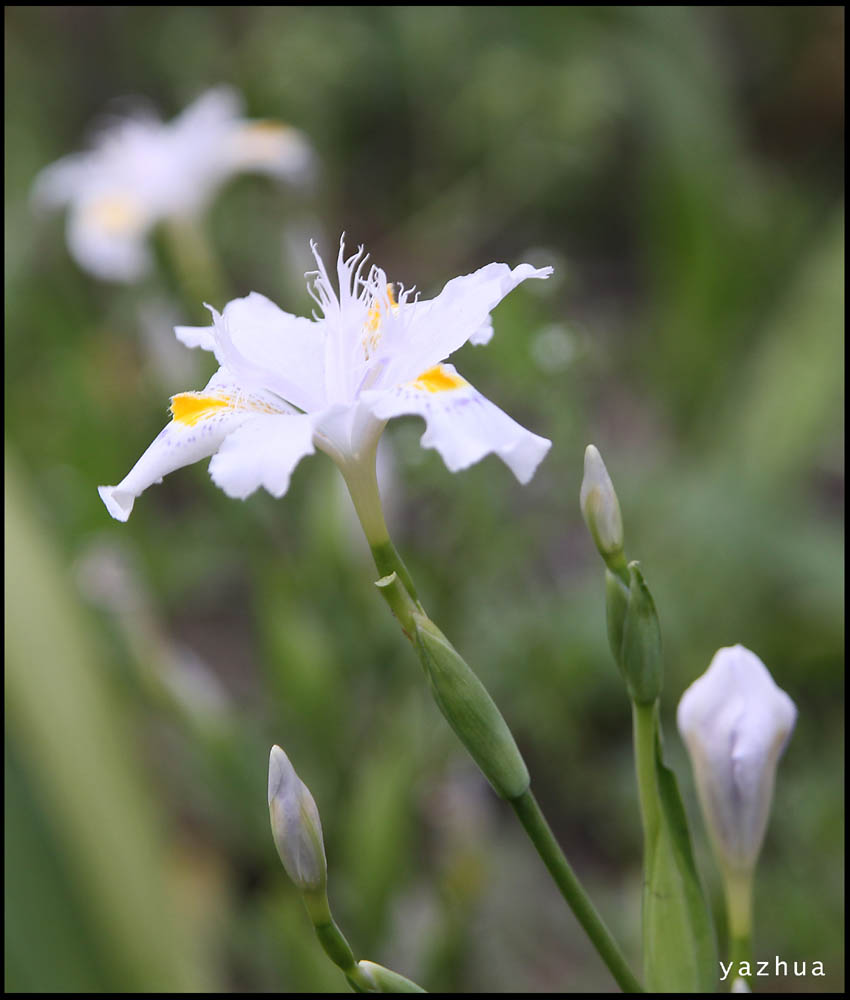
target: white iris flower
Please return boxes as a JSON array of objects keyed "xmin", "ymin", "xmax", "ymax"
[
  {"xmin": 32, "ymin": 85, "xmax": 314, "ymax": 282},
  {"xmin": 98, "ymin": 239, "xmax": 553, "ymax": 530}
]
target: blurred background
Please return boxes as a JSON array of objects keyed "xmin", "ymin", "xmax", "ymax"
[{"xmin": 5, "ymin": 6, "xmax": 844, "ymax": 993}]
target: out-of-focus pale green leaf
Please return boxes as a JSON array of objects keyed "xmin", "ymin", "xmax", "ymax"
[
  {"xmin": 642, "ymin": 723, "xmax": 717, "ymax": 993},
  {"xmin": 716, "ymin": 210, "xmax": 844, "ymax": 488},
  {"xmin": 339, "ymin": 696, "xmax": 422, "ymax": 950},
  {"xmin": 5, "ymin": 450, "xmax": 209, "ymax": 992}
]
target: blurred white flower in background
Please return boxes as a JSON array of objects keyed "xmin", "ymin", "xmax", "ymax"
[{"xmin": 32, "ymin": 85, "xmax": 315, "ymax": 282}]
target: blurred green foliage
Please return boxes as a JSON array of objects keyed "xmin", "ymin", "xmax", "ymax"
[{"xmin": 5, "ymin": 6, "xmax": 843, "ymax": 993}]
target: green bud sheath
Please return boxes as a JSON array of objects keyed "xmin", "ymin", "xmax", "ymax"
[
  {"xmin": 412, "ymin": 614, "xmax": 530, "ymax": 801},
  {"xmin": 621, "ymin": 562, "xmax": 663, "ymax": 705}
]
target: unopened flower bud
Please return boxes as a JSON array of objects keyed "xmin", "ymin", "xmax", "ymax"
[
  {"xmin": 413, "ymin": 614, "xmax": 530, "ymax": 801},
  {"xmin": 356, "ymin": 960, "xmax": 426, "ymax": 993},
  {"xmin": 268, "ymin": 745, "xmax": 327, "ymax": 893},
  {"xmin": 580, "ymin": 445, "xmax": 624, "ymax": 566},
  {"xmin": 677, "ymin": 646, "xmax": 797, "ymax": 885}
]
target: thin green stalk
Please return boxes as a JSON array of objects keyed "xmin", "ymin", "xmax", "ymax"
[
  {"xmin": 631, "ymin": 701, "xmax": 661, "ymax": 845},
  {"xmin": 724, "ymin": 868, "xmax": 754, "ymax": 989},
  {"xmin": 727, "ymin": 932, "xmax": 753, "ymax": 990},
  {"xmin": 340, "ymin": 440, "xmax": 419, "ymax": 602},
  {"xmin": 348, "ymin": 453, "xmax": 642, "ymax": 991},
  {"xmin": 511, "ymin": 790, "xmax": 644, "ymax": 994},
  {"xmin": 302, "ymin": 891, "xmax": 377, "ymax": 993}
]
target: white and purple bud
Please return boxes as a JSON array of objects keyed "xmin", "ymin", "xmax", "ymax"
[
  {"xmin": 268, "ymin": 745, "xmax": 327, "ymax": 894},
  {"xmin": 677, "ymin": 645, "xmax": 797, "ymax": 883},
  {"xmin": 580, "ymin": 445, "xmax": 625, "ymax": 566}
]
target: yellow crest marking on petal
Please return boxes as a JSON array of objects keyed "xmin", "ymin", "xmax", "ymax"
[
  {"xmin": 412, "ymin": 365, "xmax": 466, "ymax": 394},
  {"xmin": 86, "ymin": 195, "xmax": 146, "ymax": 235},
  {"xmin": 170, "ymin": 393, "xmax": 233, "ymax": 426},
  {"xmin": 170, "ymin": 391, "xmax": 286, "ymax": 426}
]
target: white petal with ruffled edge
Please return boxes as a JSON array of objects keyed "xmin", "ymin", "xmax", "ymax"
[
  {"xmin": 180, "ymin": 293, "xmax": 326, "ymax": 413},
  {"xmin": 209, "ymin": 413, "xmax": 316, "ymax": 499},
  {"xmin": 385, "ymin": 262, "xmax": 553, "ymax": 385},
  {"xmin": 98, "ymin": 372, "xmax": 294, "ymax": 521},
  {"xmin": 174, "ymin": 322, "xmax": 216, "ymax": 352},
  {"xmin": 365, "ymin": 363, "xmax": 551, "ymax": 484}
]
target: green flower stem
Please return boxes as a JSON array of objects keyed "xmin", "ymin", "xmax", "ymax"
[
  {"xmin": 510, "ymin": 790, "xmax": 645, "ymax": 994},
  {"xmin": 631, "ymin": 699, "xmax": 663, "ymax": 985},
  {"xmin": 727, "ymin": 932, "xmax": 753, "ymax": 990},
  {"xmin": 351, "ymin": 458, "xmax": 642, "ymax": 991},
  {"xmin": 340, "ymin": 443, "xmax": 419, "ymax": 602},
  {"xmin": 302, "ymin": 890, "xmax": 376, "ymax": 993},
  {"xmin": 370, "ymin": 538, "xmax": 419, "ymax": 605},
  {"xmin": 724, "ymin": 869, "xmax": 754, "ymax": 989},
  {"xmin": 632, "ymin": 701, "xmax": 661, "ymax": 845}
]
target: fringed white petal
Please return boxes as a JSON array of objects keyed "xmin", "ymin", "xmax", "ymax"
[
  {"xmin": 366, "ymin": 364, "xmax": 551, "ymax": 484},
  {"xmin": 98, "ymin": 371, "xmax": 291, "ymax": 521},
  {"xmin": 209, "ymin": 413, "xmax": 316, "ymax": 499},
  {"xmin": 388, "ymin": 262, "xmax": 553, "ymax": 383},
  {"xmin": 174, "ymin": 323, "xmax": 216, "ymax": 352},
  {"xmin": 469, "ymin": 317, "xmax": 495, "ymax": 346},
  {"xmin": 208, "ymin": 292, "xmax": 326, "ymax": 412}
]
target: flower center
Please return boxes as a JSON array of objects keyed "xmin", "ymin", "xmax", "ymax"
[{"xmin": 362, "ymin": 283, "xmax": 397, "ymax": 360}]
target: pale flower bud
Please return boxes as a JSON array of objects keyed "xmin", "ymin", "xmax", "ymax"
[
  {"xmin": 677, "ymin": 645, "xmax": 797, "ymax": 877},
  {"xmin": 356, "ymin": 960, "xmax": 426, "ymax": 993},
  {"xmin": 268, "ymin": 745, "xmax": 327, "ymax": 893},
  {"xmin": 580, "ymin": 445, "xmax": 624, "ymax": 563}
]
